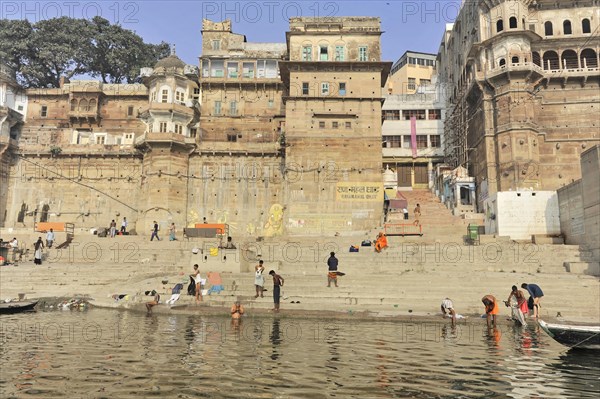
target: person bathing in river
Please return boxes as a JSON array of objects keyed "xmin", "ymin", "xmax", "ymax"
[
  {"xmin": 506, "ymin": 285, "xmax": 528, "ymax": 322},
  {"xmin": 231, "ymin": 301, "xmax": 245, "ymax": 319},
  {"xmin": 482, "ymin": 295, "xmax": 499, "ymax": 329}
]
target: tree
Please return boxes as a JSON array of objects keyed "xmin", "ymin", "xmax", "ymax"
[
  {"xmin": 88, "ymin": 17, "xmax": 170, "ymax": 83},
  {"xmin": 21, "ymin": 17, "xmax": 94, "ymax": 88},
  {"xmin": 0, "ymin": 17, "xmax": 171, "ymax": 87},
  {"xmin": 0, "ymin": 19, "xmax": 33, "ymax": 79}
]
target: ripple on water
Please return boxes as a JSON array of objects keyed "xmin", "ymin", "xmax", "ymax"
[{"xmin": 1, "ymin": 311, "xmax": 599, "ymax": 398}]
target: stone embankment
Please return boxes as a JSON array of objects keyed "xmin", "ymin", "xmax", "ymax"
[
  {"xmin": 2, "ymin": 190, "xmax": 597, "ymax": 322},
  {"xmin": 1, "ymin": 228, "xmax": 598, "ymax": 324}
]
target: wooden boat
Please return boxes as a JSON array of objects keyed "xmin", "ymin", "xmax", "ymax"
[
  {"xmin": 0, "ymin": 300, "xmax": 39, "ymax": 314},
  {"xmin": 538, "ymin": 319, "xmax": 600, "ymax": 350}
]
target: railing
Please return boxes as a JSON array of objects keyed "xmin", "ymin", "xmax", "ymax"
[{"xmin": 384, "ymin": 223, "xmax": 423, "ymax": 236}]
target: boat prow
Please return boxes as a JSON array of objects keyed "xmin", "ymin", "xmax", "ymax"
[
  {"xmin": 0, "ymin": 300, "xmax": 39, "ymax": 315},
  {"xmin": 538, "ymin": 319, "xmax": 600, "ymax": 350}
]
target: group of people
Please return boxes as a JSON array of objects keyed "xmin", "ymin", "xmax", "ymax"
[
  {"xmin": 149, "ymin": 221, "xmax": 177, "ymax": 241},
  {"xmin": 254, "ymin": 260, "xmax": 285, "ymax": 312},
  {"xmin": 108, "ymin": 217, "xmax": 128, "ymax": 238},
  {"xmin": 441, "ymin": 283, "xmax": 545, "ymax": 328},
  {"xmin": 400, "ymin": 203, "xmax": 421, "ymax": 226}
]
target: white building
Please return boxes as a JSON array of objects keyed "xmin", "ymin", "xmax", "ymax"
[{"xmin": 382, "ymin": 79, "xmax": 445, "ymax": 190}]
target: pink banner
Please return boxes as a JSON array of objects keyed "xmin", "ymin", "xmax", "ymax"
[{"xmin": 410, "ymin": 116, "xmax": 417, "ymax": 158}]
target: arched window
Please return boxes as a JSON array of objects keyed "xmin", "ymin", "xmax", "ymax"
[
  {"xmin": 582, "ymin": 19, "xmax": 591, "ymax": 34},
  {"xmin": 509, "ymin": 17, "xmax": 517, "ymax": 29},
  {"xmin": 78, "ymin": 99, "xmax": 88, "ymax": 112},
  {"xmin": 499, "ymin": 58, "xmax": 506, "ymax": 67},
  {"xmin": 511, "ymin": 56, "xmax": 519, "ymax": 64},
  {"xmin": 542, "ymin": 51, "xmax": 559, "ymax": 70},
  {"xmin": 496, "ymin": 19, "xmax": 504, "ymax": 33},
  {"xmin": 545, "ymin": 21, "xmax": 553, "ymax": 36},
  {"xmin": 532, "ymin": 52, "xmax": 541, "ymax": 67},
  {"xmin": 580, "ymin": 48, "xmax": 598, "ymax": 68},
  {"xmin": 88, "ymin": 99, "xmax": 97, "ymax": 111},
  {"xmin": 561, "ymin": 50, "xmax": 578, "ymax": 69},
  {"xmin": 563, "ymin": 20, "xmax": 572, "ymax": 35},
  {"xmin": 70, "ymin": 99, "xmax": 77, "ymax": 111}
]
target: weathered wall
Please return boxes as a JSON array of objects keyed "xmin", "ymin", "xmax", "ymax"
[
  {"xmin": 484, "ymin": 191, "xmax": 560, "ymax": 239},
  {"xmin": 185, "ymin": 154, "xmax": 285, "ymax": 237},
  {"xmin": 4, "ymin": 155, "xmax": 143, "ymax": 229},
  {"xmin": 558, "ymin": 145, "xmax": 600, "ymax": 260}
]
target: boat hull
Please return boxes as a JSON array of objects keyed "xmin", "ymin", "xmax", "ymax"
[
  {"xmin": 538, "ymin": 320, "xmax": 600, "ymax": 350},
  {"xmin": 0, "ymin": 300, "xmax": 39, "ymax": 314}
]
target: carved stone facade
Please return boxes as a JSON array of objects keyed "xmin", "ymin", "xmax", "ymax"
[
  {"xmin": 439, "ymin": 0, "xmax": 600, "ymax": 211},
  {"xmin": 2, "ymin": 18, "xmax": 392, "ymax": 237}
]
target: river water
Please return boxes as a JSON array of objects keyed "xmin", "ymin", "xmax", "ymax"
[{"xmin": 0, "ymin": 309, "xmax": 598, "ymax": 398}]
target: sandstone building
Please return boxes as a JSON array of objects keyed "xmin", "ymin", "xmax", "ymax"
[
  {"xmin": 1, "ymin": 17, "xmax": 392, "ymax": 237},
  {"xmin": 280, "ymin": 17, "xmax": 391, "ymax": 233},
  {"xmin": 438, "ymin": 0, "xmax": 600, "ymax": 212}
]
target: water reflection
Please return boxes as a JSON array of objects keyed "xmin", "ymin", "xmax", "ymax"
[
  {"xmin": 269, "ymin": 317, "xmax": 282, "ymax": 361},
  {"xmin": 0, "ymin": 311, "xmax": 599, "ymax": 398}
]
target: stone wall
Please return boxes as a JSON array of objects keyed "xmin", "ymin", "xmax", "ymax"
[
  {"xmin": 4, "ymin": 155, "xmax": 143, "ymax": 230},
  {"xmin": 558, "ymin": 145, "xmax": 600, "ymax": 260}
]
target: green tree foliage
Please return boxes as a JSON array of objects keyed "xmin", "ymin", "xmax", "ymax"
[
  {"xmin": 0, "ymin": 17, "xmax": 170, "ymax": 87},
  {"xmin": 89, "ymin": 17, "xmax": 170, "ymax": 84},
  {"xmin": 0, "ymin": 19, "xmax": 32, "ymax": 71}
]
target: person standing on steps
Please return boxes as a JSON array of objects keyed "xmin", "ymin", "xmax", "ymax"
[
  {"xmin": 269, "ymin": 270, "xmax": 284, "ymax": 312},
  {"xmin": 110, "ymin": 219, "xmax": 117, "ymax": 238},
  {"xmin": 150, "ymin": 221, "xmax": 160, "ymax": 241},
  {"xmin": 255, "ymin": 260, "xmax": 265, "ymax": 298},
  {"xmin": 402, "ymin": 207, "xmax": 409, "ymax": 220},
  {"xmin": 191, "ymin": 264, "xmax": 203, "ymax": 303},
  {"xmin": 33, "ymin": 237, "xmax": 44, "ymax": 265},
  {"xmin": 46, "ymin": 228, "xmax": 55, "ymax": 248},
  {"xmin": 521, "ymin": 283, "xmax": 544, "ymax": 318},
  {"xmin": 327, "ymin": 252, "xmax": 339, "ymax": 287},
  {"xmin": 413, "ymin": 203, "xmax": 421, "ymax": 226},
  {"xmin": 168, "ymin": 223, "xmax": 177, "ymax": 241},
  {"xmin": 121, "ymin": 217, "xmax": 128, "ymax": 234}
]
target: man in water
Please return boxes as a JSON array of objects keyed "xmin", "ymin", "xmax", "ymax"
[
  {"xmin": 521, "ymin": 283, "xmax": 544, "ymax": 318},
  {"xmin": 482, "ymin": 295, "xmax": 499, "ymax": 328},
  {"xmin": 231, "ymin": 301, "xmax": 245, "ymax": 319},
  {"xmin": 269, "ymin": 270, "xmax": 284, "ymax": 313},
  {"xmin": 441, "ymin": 298, "xmax": 456, "ymax": 327},
  {"xmin": 146, "ymin": 291, "xmax": 160, "ymax": 314}
]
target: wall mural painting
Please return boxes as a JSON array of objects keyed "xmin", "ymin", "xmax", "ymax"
[{"xmin": 263, "ymin": 203, "xmax": 284, "ymax": 237}]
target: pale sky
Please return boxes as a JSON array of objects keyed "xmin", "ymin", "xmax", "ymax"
[{"xmin": 4, "ymin": 1, "xmax": 462, "ymax": 64}]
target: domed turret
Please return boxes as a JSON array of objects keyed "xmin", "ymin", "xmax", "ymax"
[{"xmin": 154, "ymin": 55, "xmax": 186, "ymax": 70}]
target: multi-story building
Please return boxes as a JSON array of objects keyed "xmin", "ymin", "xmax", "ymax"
[
  {"xmin": 438, "ymin": 0, "xmax": 600, "ymax": 212},
  {"xmin": 387, "ymin": 51, "xmax": 437, "ymax": 95},
  {"xmin": 1, "ymin": 17, "xmax": 393, "ymax": 237},
  {"xmin": 0, "ymin": 64, "xmax": 27, "ymax": 226},
  {"xmin": 382, "ymin": 51, "xmax": 444, "ymax": 191},
  {"xmin": 280, "ymin": 17, "xmax": 392, "ymax": 233}
]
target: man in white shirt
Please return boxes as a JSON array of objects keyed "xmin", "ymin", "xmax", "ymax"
[
  {"xmin": 10, "ymin": 238, "xmax": 19, "ymax": 262},
  {"xmin": 46, "ymin": 229, "xmax": 55, "ymax": 248},
  {"xmin": 121, "ymin": 217, "xmax": 128, "ymax": 234}
]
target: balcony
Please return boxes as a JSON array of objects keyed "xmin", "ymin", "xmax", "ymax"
[
  {"xmin": 382, "ymin": 146, "xmax": 444, "ymax": 160},
  {"xmin": 142, "ymin": 102, "xmax": 195, "ymax": 117},
  {"xmin": 67, "ymin": 108, "xmax": 100, "ymax": 119},
  {"xmin": 134, "ymin": 132, "xmax": 196, "ymax": 149},
  {"xmin": 482, "ymin": 62, "xmax": 545, "ymax": 82}
]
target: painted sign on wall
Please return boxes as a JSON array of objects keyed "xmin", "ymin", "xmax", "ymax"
[{"xmin": 335, "ymin": 182, "xmax": 384, "ymax": 202}]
